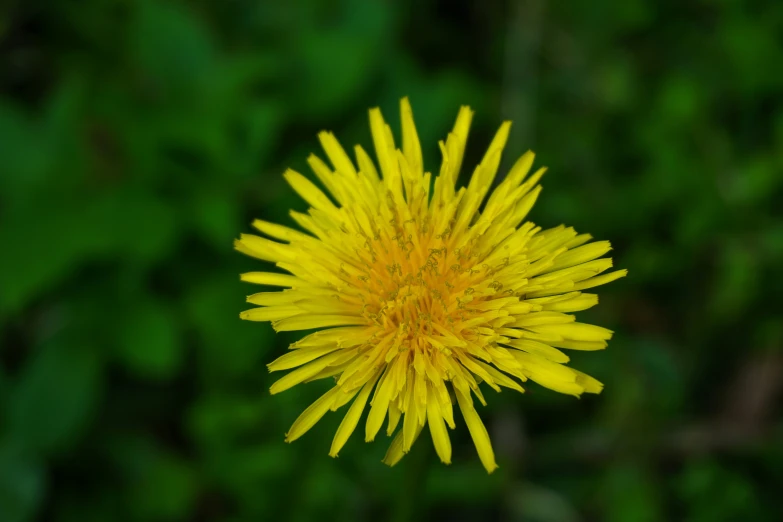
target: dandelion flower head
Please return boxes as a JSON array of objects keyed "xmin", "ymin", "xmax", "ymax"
[{"xmin": 236, "ymin": 98, "xmax": 627, "ymax": 473}]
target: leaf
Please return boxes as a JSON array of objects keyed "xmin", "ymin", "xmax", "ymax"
[
  {"xmin": 8, "ymin": 342, "xmax": 101, "ymax": 455},
  {"xmin": 0, "ymin": 441, "xmax": 45, "ymax": 522},
  {"xmin": 604, "ymin": 464, "xmax": 662, "ymax": 522},
  {"xmin": 108, "ymin": 435, "xmax": 199, "ymax": 521},
  {"xmin": 0, "ymin": 191, "xmax": 176, "ymax": 315},
  {"xmin": 116, "ymin": 299, "xmax": 182, "ymax": 380},
  {"xmin": 506, "ymin": 482, "xmax": 580, "ymax": 522},
  {"xmin": 130, "ymin": 455, "xmax": 199, "ymax": 521},
  {"xmin": 290, "ymin": 0, "xmax": 392, "ymax": 119},
  {"xmin": 189, "ymin": 188, "xmax": 241, "ymax": 250},
  {"xmin": 0, "ymin": 102, "xmax": 51, "ymax": 197},
  {"xmin": 186, "ymin": 275, "xmax": 273, "ymax": 379},
  {"xmin": 237, "ymin": 101, "xmax": 285, "ymax": 175},
  {"xmin": 186, "ymin": 394, "xmax": 270, "ymax": 451},
  {"xmin": 130, "ymin": 2, "xmax": 215, "ymax": 97}
]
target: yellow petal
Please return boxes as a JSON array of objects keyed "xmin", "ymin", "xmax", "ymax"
[
  {"xmin": 331, "ymin": 384, "xmax": 362, "ymax": 411},
  {"xmin": 386, "ymin": 400, "xmax": 402, "ymax": 436},
  {"xmin": 267, "ymin": 344, "xmax": 343, "ymax": 372},
  {"xmin": 294, "ymin": 327, "xmax": 373, "ymax": 348},
  {"xmin": 252, "ymin": 219, "xmax": 307, "ymax": 243},
  {"xmin": 574, "ymin": 369, "xmax": 604, "ymax": 394},
  {"xmin": 285, "ymin": 386, "xmax": 341, "ymax": 442},
  {"xmin": 524, "ymin": 373, "xmax": 584, "ymax": 396},
  {"xmin": 512, "ymin": 312, "xmax": 575, "ymax": 327},
  {"xmin": 475, "ymin": 121, "xmax": 511, "ymax": 189},
  {"xmin": 364, "ymin": 369, "xmax": 395, "ymax": 442},
  {"xmin": 571, "ymin": 269, "xmax": 628, "ymax": 291},
  {"xmin": 400, "ymin": 97, "xmax": 423, "ymax": 176},
  {"xmin": 307, "ymin": 153, "xmax": 342, "ymax": 202},
  {"xmin": 246, "ymin": 291, "xmax": 301, "ymax": 306},
  {"xmin": 426, "ymin": 384, "xmax": 452, "ymax": 465},
  {"xmin": 513, "ymin": 352, "xmax": 585, "ymax": 396},
  {"xmin": 529, "ymin": 322, "xmax": 613, "ymax": 342},
  {"xmin": 240, "ymin": 272, "xmax": 303, "ymax": 288},
  {"xmin": 354, "ymin": 144, "xmax": 380, "ymax": 182},
  {"xmin": 540, "ymin": 293, "xmax": 598, "ymax": 312},
  {"xmin": 368, "ymin": 107, "xmax": 397, "ymax": 183},
  {"xmin": 283, "ymin": 169, "xmax": 338, "ymax": 214},
  {"xmin": 446, "ymin": 105, "xmax": 473, "ymax": 180},
  {"xmin": 476, "ymin": 361, "xmax": 525, "ymax": 393},
  {"xmin": 505, "ymin": 150, "xmax": 535, "ymax": 187},
  {"xmin": 382, "ymin": 419, "xmax": 423, "ymax": 467},
  {"xmin": 510, "ymin": 184, "xmax": 542, "ymax": 226},
  {"xmin": 318, "ymin": 131, "xmax": 357, "ymax": 178},
  {"xmin": 234, "ymin": 234, "xmax": 293, "ymax": 262},
  {"xmin": 329, "ymin": 371, "xmax": 382, "ymax": 457},
  {"xmin": 550, "ymin": 339, "xmax": 608, "ymax": 351},
  {"xmin": 269, "ymin": 351, "xmax": 343, "ymax": 394},
  {"xmin": 273, "ymin": 314, "xmax": 365, "ymax": 332},
  {"xmin": 503, "ymin": 339, "xmax": 570, "ymax": 363},
  {"xmin": 549, "ymin": 241, "xmax": 612, "ymax": 271},
  {"xmin": 455, "ymin": 389, "xmax": 498, "ymax": 473},
  {"xmin": 402, "ymin": 374, "xmax": 421, "ymax": 452},
  {"xmin": 240, "ymin": 306, "xmax": 302, "ymax": 322}
]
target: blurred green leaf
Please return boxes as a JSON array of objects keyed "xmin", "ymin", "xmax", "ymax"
[
  {"xmin": 290, "ymin": 0, "xmax": 392, "ymax": 119},
  {"xmin": 677, "ymin": 460, "xmax": 759, "ymax": 522},
  {"xmin": 129, "ymin": 454, "xmax": 199, "ymax": 521},
  {"xmin": 0, "ymin": 103, "xmax": 51, "ymax": 195},
  {"xmin": 657, "ymin": 75, "xmax": 701, "ymax": 126},
  {"xmin": 187, "ymin": 394, "xmax": 271, "ymax": 452},
  {"xmin": 0, "ymin": 441, "xmax": 45, "ymax": 522},
  {"xmin": 186, "ymin": 275, "xmax": 272, "ymax": 380},
  {"xmin": 131, "ymin": 1, "xmax": 215, "ymax": 97},
  {"xmin": 710, "ymin": 240, "xmax": 759, "ymax": 320},
  {"xmin": 0, "ymin": 191, "xmax": 176, "ymax": 315},
  {"xmin": 506, "ymin": 482, "xmax": 579, "ymax": 522},
  {"xmin": 236, "ymin": 101, "xmax": 285, "ymax": 176},
  {"xmin": 108, "ymin": 434, "xmax": 199, "ymax": 522},
  {"xmin": 293, "ymin": 34, "xmax": 379, "ymax": 118},
  {"xmin": 189, "ymin": 188, "xmax": 241, "ymax": 250},
  {"xmin": 721, "ymin": 17, "xmax": 783, "ymax": 95},
  {"xmin": 425, "ymin": 462, "xmax": 499, "ymax": 504},
  {"xmin": 604, "ymin": 464, "xmax": 662, "ymax": 522},
  {"xmin": 8, "ymin": 342, "xmax": 101, "ymax": 455},
  {"xmin": 116, "ymin": 299, "xmax": 182, "ymax": 380}
]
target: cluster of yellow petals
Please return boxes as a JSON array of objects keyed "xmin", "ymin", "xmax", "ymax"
[{"xmin": 236, "ymin": 98, "xmax": 626, "ymax": 473}]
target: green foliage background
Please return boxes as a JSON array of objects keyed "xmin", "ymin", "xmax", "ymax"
[{"xmin": 2, "ymin": 0, "xmax": 782, "ymax": 520}]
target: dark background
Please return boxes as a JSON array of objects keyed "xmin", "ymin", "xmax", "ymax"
[{"xmin": 2, "ymin": 0, "xmax": 782, "ymax": 521}]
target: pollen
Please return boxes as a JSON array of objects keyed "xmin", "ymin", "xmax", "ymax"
[{"xmin": 235, "ymin": 98, "xmax": 626, "ymax": 473}]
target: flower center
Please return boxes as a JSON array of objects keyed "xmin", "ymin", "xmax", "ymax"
[{"xmin": 350, "ymin": 220, "xmax": 497, "ymax": 351}]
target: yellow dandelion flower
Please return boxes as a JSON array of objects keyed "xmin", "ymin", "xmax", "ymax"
[{"xmin": 236, "ymin": 98, "xmax": 627, "ymax": 473}]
